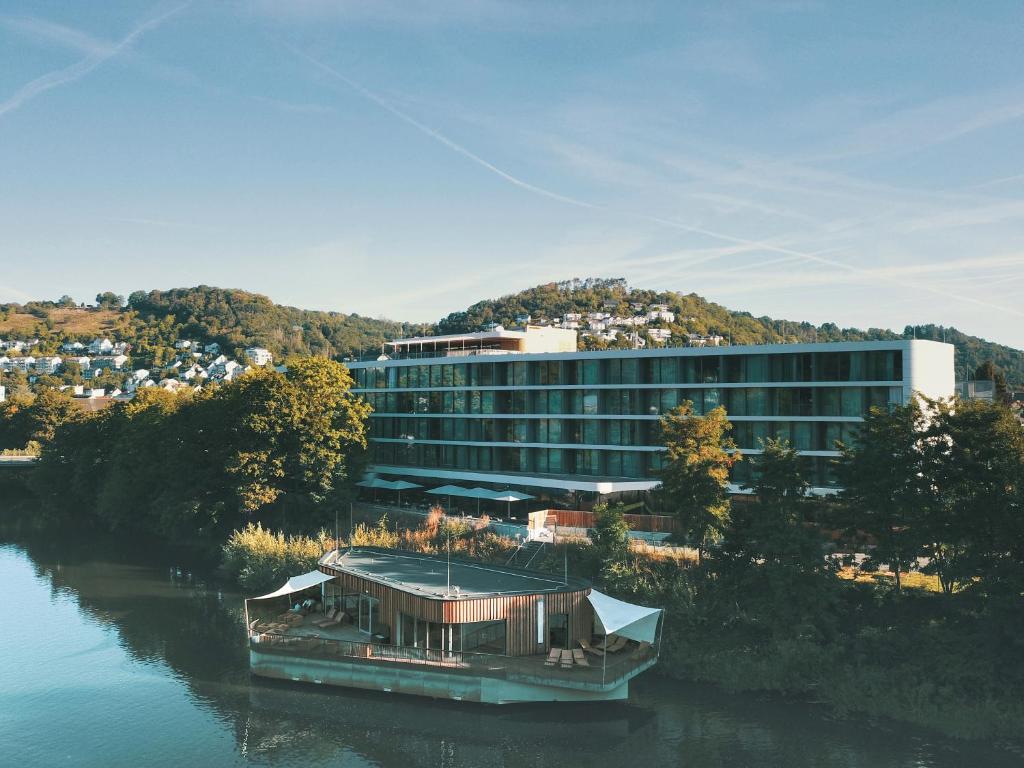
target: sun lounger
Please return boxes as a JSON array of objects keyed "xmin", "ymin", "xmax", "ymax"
[
  {"xmin": 578, "ymin": 638, "xmax": 604, "ymax": 657},
  {"xmin": 544, "ymin": 648, "xmax": 561, "ymax": 666},
  {"xmin": 572, "ymin": 648, "xmax": 590, "ymax": 667},
  {"xmin": 560, "ymin": 650, "xmax": 573, "ymax": 669},
  {"xmin": 606, "ymin": 636, "xmax": 629, "ymax": 653},
  {"xmin": 314, "ymin": 608, "xmax": 337, "ymax": 628},
  {"xmin": 632, "ymin": 641, "xmax": 652, "ymax": 657}
]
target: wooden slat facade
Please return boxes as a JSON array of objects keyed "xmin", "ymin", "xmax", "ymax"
[{"xmin": 318, "ymin": 563, "xmax": 592, "ymax": 657}]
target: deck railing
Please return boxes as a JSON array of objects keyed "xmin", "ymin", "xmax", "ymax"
[{"xmin": 249, "ymin": 631, "xmax": 656, "ymax": 690}]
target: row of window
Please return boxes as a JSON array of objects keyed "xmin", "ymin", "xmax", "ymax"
[
  {"xmin": 369, "ymin": 443, "xmax": 840, "ymax": 485},
  {"xmin": 352, "ymin": 350, "xmax": 904, "ymax": 390},
  {"xmin": 370, "ymin": 417, "xmax": 860, "ymax": 452},
  {"xmin": 361, "ymin": 386, "xmax": 902, "ymax": 419}
]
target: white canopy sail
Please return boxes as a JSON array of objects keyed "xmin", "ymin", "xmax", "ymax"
[
  {"xmin": 587, "ymin": 589, "xmax": 662, "ymax": 644},
  {"xmin": 249, "ymin": 570, "xmax": 334, "ymax": 601}
]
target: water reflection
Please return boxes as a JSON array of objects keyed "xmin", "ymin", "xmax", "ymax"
[{"xmin": 0, "ymin": 513, "xmax": 1017, "ymax": 768}]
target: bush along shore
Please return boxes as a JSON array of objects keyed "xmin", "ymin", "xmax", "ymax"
[{"xmin": 222, "ymin": 503, "xmax": 1023, "ymax": 744}]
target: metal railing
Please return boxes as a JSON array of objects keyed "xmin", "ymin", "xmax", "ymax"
[{"xmin": 249, "ymin": 631, "xmax": 657, "ymax": 690}]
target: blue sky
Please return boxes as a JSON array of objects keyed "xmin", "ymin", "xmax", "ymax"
[{"xmin": 2, "ymin": 1, "xmax": 1023, "ymax": 347}]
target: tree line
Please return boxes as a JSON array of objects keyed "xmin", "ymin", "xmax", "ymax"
[{"xmin": 3, "ymin": 358, "xmax": 369, "ymax": 543}]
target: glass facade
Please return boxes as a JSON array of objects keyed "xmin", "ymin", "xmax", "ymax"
[{"xmin": 350, "ymin": 347, "xmax": 908, "ymax": 489}]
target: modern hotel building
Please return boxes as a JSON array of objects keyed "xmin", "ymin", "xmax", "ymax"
[{"xmin": 348, "ymin": 329, "xmax": 954, "ymax": 498}]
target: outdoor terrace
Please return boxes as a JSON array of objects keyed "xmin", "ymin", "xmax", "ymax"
[{"xmin": 248, "ymin": 610, "xmax": 657, "ymax": 692}]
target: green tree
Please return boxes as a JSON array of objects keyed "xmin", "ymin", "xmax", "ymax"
[
  {"xmin": 23, "ymin": 388, "xmax": 82, "ymax": 444},
  {"xmin": 835, "ymin": 399, "xmax": 929, "ymax": 593},
  {"xmin": 974, "ymin": 360, "xmax": 1010, "ymax": 403},
  {"xmin": 591, "ymin": 502, "xmax": 631, "ymax": 565},
  {"xmin": 924, "ymin": 398, "xmax": 1024, "ymax": 593},
  {"xmin": 95, "ymin": 292, "xmax": 125, "ymax": 309},
  {"xmin": 727, "ymin": 438, "xmax": 821, "ymax": 569},
  {"xmin": 658, "ymin": 402, "xmax": 741, "ymax": 563}
]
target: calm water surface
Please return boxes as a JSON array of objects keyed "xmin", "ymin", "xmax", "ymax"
[{"xmin": 0, "ymin": 513, "xmax": 1017, "ymax": 768}]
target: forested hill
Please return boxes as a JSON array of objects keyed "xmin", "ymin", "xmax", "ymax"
[
  {"xmin": 435, "ymin": 278, "xmax": 1024, "ymax": 387},
  {"xmin": 125, "ymin": 287, "xmax": 420, "ymax": 362},
  {"xmin": 1, "ymin": 281, "xmax": 1021, "ymax": 386},
  {"xmin": 0, "ymin": 287, "xmax": 420, "ymax": 367}
]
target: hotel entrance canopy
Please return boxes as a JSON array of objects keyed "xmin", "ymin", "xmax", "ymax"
[{"xmin": 587, "ymin": 589, "xmax": 662, "ymax": 644}]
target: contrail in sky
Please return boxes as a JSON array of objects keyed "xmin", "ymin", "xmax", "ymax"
[
  {"xmin": 289, "ymin": 47, "xmax": 1024, "ymax": 319},
  {"xmin": 0, "ymin": 2, "xmax": 189, "ymax": 119}
]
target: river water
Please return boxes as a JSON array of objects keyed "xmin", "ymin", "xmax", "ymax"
[{"xmin": 0, "ymin": 514, "xmax": 1017, "ymax": 768}]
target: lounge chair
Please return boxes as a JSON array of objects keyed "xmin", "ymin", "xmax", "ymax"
[
  {"xmin": 314, "ymin": 608, "xmax": 337, "ymax": 628},
  {"xmin": 318, "ymin": 611, "xmax": 346, "ymax": 629},
  {"xmin": 578, "ymin": 638, "xmax": 604, "ymax": 657},
  {"xmin": 560, "ymin": 650, "xmax": 573, "ymax": 669},
  {"xmin": 572, "ymin": 648, "xmax": 590, "ymax": 667},
  {"xmin": 606, "ymin": 636, "xmax": 629, "ymax": 653},
  {"xmin": 544, "ymin": 648, "xmax": 561, "ymax": 667},
  {"xmin": 632, "ymin": 641, "xmax": 652, "ymax": 658}
]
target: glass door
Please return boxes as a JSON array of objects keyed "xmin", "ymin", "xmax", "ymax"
[{"xmin": 358, "ymin": 595, "xmax": 378, "ymax": 634}]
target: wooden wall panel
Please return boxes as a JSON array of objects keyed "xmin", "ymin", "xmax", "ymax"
[{"xmin": 321, "ymin": 564, "xmax": 594, "ymax": 656}]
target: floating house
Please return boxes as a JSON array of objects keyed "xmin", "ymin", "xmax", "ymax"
[{"xmin": 245, "ymin": 547, "xmax": 663, "ymax": 704}]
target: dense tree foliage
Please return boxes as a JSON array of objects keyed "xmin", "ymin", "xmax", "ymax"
[
  {"xmin": 125, "ymin": 286, "xmax": 423, "ymax": 363},
  {"xmin": 26, "ymin": 359, "xmax": 370, "ymax": 541},
  {"xmin": 590, "ymin": 502, "xmax": 631, "ymax": 565},
  {"xmin": 657, "ymin": 402, "xmax": 740, "ymax": 561},
  {"xmin": 836, "ymin": 400, "xmax": 931, "ymax": 592}
]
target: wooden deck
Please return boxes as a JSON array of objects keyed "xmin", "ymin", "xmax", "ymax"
[{"xmin": 248, "ymin": 611, "xmax": 656, "ymax": 691}]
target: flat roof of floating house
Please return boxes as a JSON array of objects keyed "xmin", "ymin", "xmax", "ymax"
[{"xmin": 319, "ymin": 547, "xmax": 589, "ymax": 600}]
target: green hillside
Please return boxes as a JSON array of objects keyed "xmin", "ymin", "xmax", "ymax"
[
  {"xmin": 2, "ymin": 280, "xmax": 1020, "ymax": 387},
  {"xmin": 435, "ymin": 278, "xmax": 1024, "ymax": 387}
]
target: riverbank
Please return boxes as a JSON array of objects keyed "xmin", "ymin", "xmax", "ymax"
[
  {"xmin": 6, "ymin": 519, "xmax": 1018, "ymax": 768},
  {"xmin": 5, "ymin": 492, "xmax": 1022, "ymax": 745},
  {"xmin": 218, "ymin": 505, "xmax": 1024, "ymax": 745}
]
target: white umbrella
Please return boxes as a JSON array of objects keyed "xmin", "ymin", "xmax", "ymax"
[
  {"xmin": 488, "ymin": 490, "xmax": 535, "ymax": 519},
  {"xmin": 387, "ymin": 479, "xmax": 421, "ymax": 506}
]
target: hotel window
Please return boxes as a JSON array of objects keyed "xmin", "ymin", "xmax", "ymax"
[
  {"xmin": 583, "ymin": 420, "xmax": 601, "ymax": 444},
  {"xmin": 513, "ymin": 390, "xmax": 528, "ymax": 414},
  {"xmin": 701, "ymin": 357, "xmax": 720, "ymax": 383},
  {"xmin": 793, "ymin": 422, "xmax": 812, "ymax": 451},
  {"xmin": 511, "ymin": 362, "xmax": 528, "ymax": 386},
  {"xmin": 396, "ymin": 367, "xmax": 408, "ymax": 388},
  {"xmin": 703, "ymin": 388, "xmax": 722, "ymax": 413},
  {"xmin": 539, "ymin": 361, "xmax": 561, "ymax": 385},
  {"xmin": 606, "ymin": 451, "xmax": 622, "ymax": 476},
  {"xmin": 746, "ymin": 388, "xmax": 768, "ymax": 416},
  {"xmin": 548, "ymin": 389, "xmax": 564, "ymax": 414},
  {"xmin": 453, "ymin": 391, "xmax": 467, "ymax": 414},
  {"xmin": 817, "ymin": 388, "xmax": 839, "ymax": 417},
  {"xmin": 453, "ymin": 364, "xmax": 467, "ymax": 387},
  {"xmin": 840, "ymin": 387, "xmax": 863, "ymax": 417},
  {"xmin": 416, "ymin": 365, "xmax": 429, "ymax": 387},
  {"xmin": 724, "ymin": 356, "xmax": 744, "ymax": 383},
  {"xmin": 582, "ymin": 359, "xmax": 601, "ymax": 385},
  {"xmin": 621, "ymin": 358, "xmax": 639, "ymax": 385},
  {"xmin": 728, "ymin": 389, "xmax": 747, "ymax": 416},
  {"xmin": 583, "ymin": 392, "xmax": 599, "ymax": 415},
  {"xmin": 548, "ymin": 449, "xmax": 564, "ymax": 473},
  {"xmin": 651, "ymin": 357, "xmax": 678, "ymax": 384}
]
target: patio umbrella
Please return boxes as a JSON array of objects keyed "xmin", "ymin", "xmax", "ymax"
[
  {"xmin": 488, "ymin": 490, "xmax": 535, "ymax": 519},
  {"xmin": 465, "ymin": 487, "xmax": 499, "ymax": 517},
  {"xmin": 425, "ymin": 484, "xmax": 468, "ymax": 512},
  {"xmin": 387, "ymin": 479, "xmax": 421, "ymax": 506}
]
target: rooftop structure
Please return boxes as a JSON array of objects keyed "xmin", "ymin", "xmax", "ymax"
[
  {"xmin": 325, "ymin": 547, "xmax": 588, "ymax": 600},
  {"xmin": 383, "ymin": 325, "xmax": 577, "ymax": 360}
]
